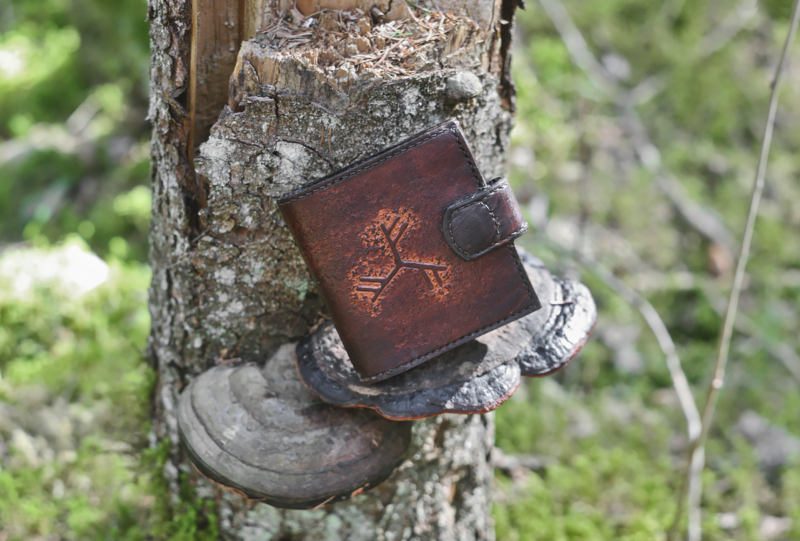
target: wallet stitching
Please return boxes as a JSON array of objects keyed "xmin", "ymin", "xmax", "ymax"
[
  {"xmin": 480, "ymin": 201, "xmax": 502, "ymax": 244},
  {"xmin": 451, "ymin": 127, "xmax": 483, "ymax": 183},
  {"xmin": 508, "ymin": 243, "xmax": 536, "ymax": 301},
  {"xmin": 278, "ymin": 126, "xmax": 450, "ymax": 205},
  {"xmin": 365, "ymin": 132, "xmax": 537, "ymax": 383}
]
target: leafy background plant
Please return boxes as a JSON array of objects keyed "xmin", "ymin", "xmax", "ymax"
[{"xmin": 0, "ymin": 0, "xmax": 798, "ymax": 539}]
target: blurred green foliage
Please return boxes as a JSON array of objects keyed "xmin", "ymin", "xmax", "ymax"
[
  {"xmin": 495, "ymin": 1, "xmax": 800, "ymax": 539},
  {"xmin": 0, "ymin": 0, "xmax": 206, "ymax": 538},
  {"xmin": 0, "ymin": 241, "xmax": 153, "ymax": 538},
  {"xmin": 0, "ymin": 241, "xmax": 220, "ymax": 539},
  {"xmin": 0, "ymin": 0, "xmax": 149, "ymax": 135},
  {"xmin": 0, "ymin": 0, "xmax": 151, "ymax": 261},
  {"xmin": 495, "ymin": 384, "xmax": 677, "ymax": 540},
  {"xmin": 1, "ymin": 0, "xmax": 799, "ymax": 538}
]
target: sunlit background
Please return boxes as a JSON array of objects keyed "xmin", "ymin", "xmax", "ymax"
[{"xmin": 1, "ymin": 0, "xmax": 799, "ymax": 539}]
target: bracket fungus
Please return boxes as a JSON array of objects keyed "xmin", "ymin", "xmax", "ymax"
[
  {"xmin": 177, "ymin": 344, "xmax": 412, "ymax": 509},
  {"xmin": 295, "ymin": 248, "xmax": 597, "ymax": 419},
  {"xmin": 177, "ymin": 250, "xmax": 596, "ymax": 505},
  {"xmin": 515, "ymin": 249, "xmax": 598, "ymax": 377},
  {"xmin": 296, "ymin": 320, "xmax": 525, "ymax": 420}
]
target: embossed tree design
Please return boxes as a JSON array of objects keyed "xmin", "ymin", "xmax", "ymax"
[{"xmin": 357, "ymin": 216, "xmax": 447, "ymax": 301}]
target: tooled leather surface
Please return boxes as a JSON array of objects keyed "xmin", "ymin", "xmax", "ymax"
[{"xmin": 278, "ymin": 121, "xmax": 540, "ymax": 382}]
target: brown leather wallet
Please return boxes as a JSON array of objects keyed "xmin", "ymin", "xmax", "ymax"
[{"xmin": 278, "ymin": 120, "xmax": 541, "ymax": 383}]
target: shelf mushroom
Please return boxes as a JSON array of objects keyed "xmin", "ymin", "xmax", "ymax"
[
  {"xmin": 295, "ymin": 320, "xmax": 525, "ymax": 420},
  {"xmin": 177, "ymin": 248, "xmax": 596, "ymax": 504},
  {"xmin": 177, "ymin": 344, "xmax": 413, "ymax": 509},
  {"xmin": 295, "ymin": 248, "xmax": 597, "ymax": 419},
  {"xmin": 515, "ymin": 250, "xmax": 597, "ymax": 377}
]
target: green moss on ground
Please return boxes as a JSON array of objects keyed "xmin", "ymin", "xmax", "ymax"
[
  {"xmin": 0, "ymin": 240, "xmax": 217, "ymax": 540},
  {"xmin": 2, "ymin": 0, "xmax": 800, "ymax": 538},
  {"xmin": 493, "ymin": 2, "xmax": 800, "ymax": 539}
]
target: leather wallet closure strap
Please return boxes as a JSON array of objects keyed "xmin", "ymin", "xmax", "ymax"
[{"xmin": 443, "ymin": 178, "xmax": 529, "ymax": 261}]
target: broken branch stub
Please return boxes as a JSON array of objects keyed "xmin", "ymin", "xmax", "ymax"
[
  {"xmin": 228, "ymin": 11, "xmax": 496, "ymax": 110},
  {"xmin": 177, "ymin": 344, "xmax": 412, "ymax": 509}
]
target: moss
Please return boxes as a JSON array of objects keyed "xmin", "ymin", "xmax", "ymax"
[
  {"xmin": 141, "ymin": 440, "xmax": 220, "ymax": 541},
  {"xmin": 4, "ymin": 0, "xmax": 800, "ymax": 537},
  {"xmin": 494, "ymin": 393, "xmax": 677, "ymax": 540},
  {"xmin": 0, "ymin": 242, "xmax": 218, "ymax": 540}
]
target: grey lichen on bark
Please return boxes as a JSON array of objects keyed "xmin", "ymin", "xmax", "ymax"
[{"xmin": 148, "ymin": 0, "xmax": 520, "ymax": 537}]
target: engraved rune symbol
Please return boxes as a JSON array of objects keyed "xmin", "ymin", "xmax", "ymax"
[{"xmin": 357, "ymin": 216, "xmax": 447, "ymax": 302}]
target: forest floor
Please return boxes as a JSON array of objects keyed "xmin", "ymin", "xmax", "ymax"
[{"xmin": 1, "ymin": 1, "xmax": 799, "ymax": 540}]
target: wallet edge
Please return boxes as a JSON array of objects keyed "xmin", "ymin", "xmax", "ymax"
[
  {"xmin": 361, "ymin": 244, "xmax": 542, "ymax": 383},
  {"xmin": 276, "ymin": 119, "xmax": 483, "ymax": 206},
  {"xmin": 277, "ymin": 121, "xmax": 541, "ymax": 383}
]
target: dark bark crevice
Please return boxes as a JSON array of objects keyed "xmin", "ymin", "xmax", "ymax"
[{"xmin": 498, "ymin": 0, "xmax": 524, "ymax": 112}]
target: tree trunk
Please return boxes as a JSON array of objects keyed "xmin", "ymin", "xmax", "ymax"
[{"xmin": 147, "ymin": 0, "xmax": 520, "ymax": 538}]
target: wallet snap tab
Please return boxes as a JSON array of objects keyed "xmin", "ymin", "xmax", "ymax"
[{"xmin": 442, "ymin": 178, "xmax": 529, "ymax": 261}]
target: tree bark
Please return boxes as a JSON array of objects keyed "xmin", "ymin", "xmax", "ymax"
[{"xmin": 147, "ymin": 0, "xmax": 520, "ymax": 538}]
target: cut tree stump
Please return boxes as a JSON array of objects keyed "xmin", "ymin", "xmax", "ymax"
[{"xmin": 148, "ymin": 0, "xmax": 526, "ymax": 538}]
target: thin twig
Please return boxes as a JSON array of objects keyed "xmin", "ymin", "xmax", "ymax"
[
  {"xmin": 537, "ymin": 0, "xmax": 738, "ymax": 252},
  {"xmin": 536, "ymin": 0, "xmax": 702, "ymax": 454},
  {"xmin": 701, "ymin": 284, "xmax": 800, "ymax": 384},
  {"xmin": 541, "ymin": 235, "xmax": 702, "ymax": 443},
  {"xmin": 536, "ymin": 0, "xmax": 620, "ymax": 95},
  {"xmin": 670, "ymin": 2, "xmax": 800, "ymax": 539}
]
